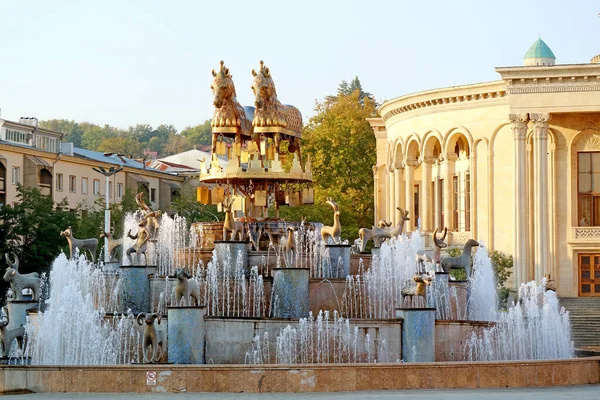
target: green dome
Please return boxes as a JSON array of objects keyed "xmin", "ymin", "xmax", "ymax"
[{"xmin": 524, "ymin": 38, "xmax": 556, "ymax": 60}]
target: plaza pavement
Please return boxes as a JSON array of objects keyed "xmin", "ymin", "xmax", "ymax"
[{"xmin": 10, "ymin": 384, "xmax": 600, "ymax": 399}]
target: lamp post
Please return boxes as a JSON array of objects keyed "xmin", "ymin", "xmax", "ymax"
[{"xmin": 92, "ymin": 165, "xmax": 123, "ymax": 263}]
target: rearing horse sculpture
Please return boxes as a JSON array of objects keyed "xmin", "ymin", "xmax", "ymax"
[
  {"xmin": 251, "ymin": 60, "xmax": 303, "ymax": 167},
  {"xmin": 210, "ymin": 60, "xmax": 253, "ymax": 154}
]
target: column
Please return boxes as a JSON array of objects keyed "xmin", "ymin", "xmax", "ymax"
[
  {"xmin": 469, "ymin": 153, "xmax": 477, "ymax": 240},
  {"xmin": 434, "ymin": 174, "xmax": 442, "ymax": 231},
  {"xmin": 421, "ymin": 157, "xmax": 435, "ymax": 231},
  {"xmin": 405, "ymin": 160, "xmax": 417, "ymax": 231},
  {"xmin": 388, "ymin": 168, "xmax": 396, "ymax": 224},
  {"xmin": 442, "ymin": 153, "xmax": 457, "ymax": 230},
  {"xmin": 531, "ymin": 113, "xmax": 551, "ymax": 282},
  {"xmin": 511, "ymin": 113, "xmax": 530, "ymax": 288},
  {"xmin": 394, "ymin": 163, "xmax": 403, "ymax": 224},
  {"xmin": 373, "ymin": 165, "xmax": 379, "ymax": 226}
]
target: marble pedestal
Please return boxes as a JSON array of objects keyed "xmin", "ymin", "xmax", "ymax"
[
  {"xmin": 322, "ymin": 244, "xmax": 351, "ymax": 278},
  {"xmin": 271, "ymin": 268, "xmax": 309, "ymax": 318},
  {"xmin": 118, "ymin": 266, "xmax": 156, "ymax": 314},
  {"xmin": 5, "ymin": 300, "xmax": 38, "ymax": 331},
  {"xmin": 396, "ymin": 308, "xmax": 436, "ymax": 362},
  {"xmin": 168, "ymin": 306, "xmax": 206, "ymax": 364},
  {"xmin": 213, "ymin": 241, "xmax": 250, "ymax": 277}
]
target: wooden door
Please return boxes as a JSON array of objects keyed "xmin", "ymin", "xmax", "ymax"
[{"xmin": 579, "ymin": 254, "xmax": 600, "ymax": 296}]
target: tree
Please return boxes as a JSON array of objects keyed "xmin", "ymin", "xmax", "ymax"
[
  {"xmin": 181, "ymin": 120, "xmax": 212, "ymax": 149},
  {"xmin": 326, "ymin": 77, "xmax": 374, "ymax": 106},
  {"xmin": 162, "ymin": 133, "xmax": 190, "ymax": 155},
  {"xmin": 170, "ymin": 185, "xmax": 222, "ymax": 224},
  {"xmin": 40, "ymin": 119, "xmax": 84, "ymax": 147},
  {"xmin": 97, "ymin": 136, "xmax": 143, "ymax": 158},
  {"xmin": 300, "ymin": 86, "xmax": 377, "ymax": 241},
  {"xmin": 81, "ymin": 123, "xmax": 119, "ymax": 151}
]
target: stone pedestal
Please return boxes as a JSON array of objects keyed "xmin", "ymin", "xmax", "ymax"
[
  {"xmin": 102, "ymin": 262, "xmax": 121, "ymax": 272},
  {"xmin": 396, "ymin": 308, "xmax": 436, "ymax": 362},
  {"xmin": 168, "ymin": 306, "xmax": 206, "ymax": 364},
  {"xmin": 213, "ymin": 241, "xmax": 250, "ymax": 277},
  {"xmin": 431, "ymin": 272, "xmax": 451, "ymax": 320},
  {"xmin": 5, "ymin": 301, "xmax": 38, "ymax": 331},
  {"xmin": 118, "ymin": 266, "xmax": 156, "ymax": 314},
  {"xmin": 271, "ymin": 268, "xmax": 309, "ymax": 318},
  {"xmin": 322, "ymin": 244, "xmax": 351, "ymax": 278}
]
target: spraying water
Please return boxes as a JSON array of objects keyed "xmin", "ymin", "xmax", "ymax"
[{"xmin": 467, "ymin": 244, "xmax": 498, "ymax": 321}]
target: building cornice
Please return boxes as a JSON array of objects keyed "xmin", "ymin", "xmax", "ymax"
[
  {"xmin": 378, "ymin": 81, "xmax": 507, "ymax": 124},
  {"xmin": 496, "ymin": 63, "xmax": 600, "ymax": 95},
  {"xmin": 367, "ymin": 117, "xmax": 387, "ymax": 139}
]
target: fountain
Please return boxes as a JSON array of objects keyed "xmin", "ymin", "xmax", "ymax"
[{"xmin": 0, "ymin": 60, "xmax": 588, "ymax": 394}]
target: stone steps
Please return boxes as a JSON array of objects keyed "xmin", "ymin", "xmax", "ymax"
[{"xmin": 558, "ymin": 297, "xmax": 600, "ymax": 348}]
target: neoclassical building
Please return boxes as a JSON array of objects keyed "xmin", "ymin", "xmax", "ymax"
[{"xmin": 369, "ymin": 38, "xmax": 600, "ymax": 297}]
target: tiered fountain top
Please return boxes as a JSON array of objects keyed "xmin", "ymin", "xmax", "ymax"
[{"xmin": 200, "ymin": 61, "xmax": 313, "ymax": 188}]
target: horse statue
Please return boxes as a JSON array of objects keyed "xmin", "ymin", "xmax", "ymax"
[
  {"xmin": 210, "ymin": 60, "xmax": 254, "ymax": 154},
  {"xmin": 251, "ymin": 60, "xmax": 303, "ymax": 167}
]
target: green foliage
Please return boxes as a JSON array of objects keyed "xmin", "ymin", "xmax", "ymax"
[
  {"xmin": 170, "ymin": 185, "xmax": 223, "ymax": 224},
  {"xmin": 0, "ymin": 186, "xmax": 77, "ymax": 304},
  {"xmin": 446, "ymin": 247, "xmax": 467, "ymax": 280},
  {"xmin": 302, "ymin": 83, "xmax": 377, "ymax": 242},
  {"xmin": 489, "ymin": 250, "xmax": 513, "ymax": 308},
  {"xmin": 181, "ymin": 120, "xmax": 212, "ymax": 149}
]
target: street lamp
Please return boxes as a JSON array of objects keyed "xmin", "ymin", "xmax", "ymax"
[{"xmin": 92, "ymin": 165, "xmax": 123, "ymax": 263}]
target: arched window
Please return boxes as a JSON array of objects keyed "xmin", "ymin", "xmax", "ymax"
[{"xmin": 39, "ymin": 168, "xmax": 52, "ymax": 186}]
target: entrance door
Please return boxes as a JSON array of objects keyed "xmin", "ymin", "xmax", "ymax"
[{"xmin": 579, "ymin": 254, "xmax": 600, "ymax": 296}]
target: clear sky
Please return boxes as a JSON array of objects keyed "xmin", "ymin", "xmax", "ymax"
[{"xmin": 0, "ymin": 0, "xmax": 598, "ymax": 131}]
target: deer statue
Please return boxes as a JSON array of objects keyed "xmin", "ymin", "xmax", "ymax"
[
  {"xmin": 440, "ymin": 239, "xmax": 479, "ymax": 278},
  {"xmin": 136, "ymin": 313, "xmax": 166, "ymax": 363},
  {"xmin": 284, "ymin": 225, "xmax": 296, "ymax": 267},
  {"xmin": 358, "ymin": 220, "xmax": 392, "ymax": 253},
  {"xmin": 175, "ymin": 268, "xmax": 200, "ymax": 306},
  {"xmin": 370, "ymin": 208, "xmax": 410, "ymax": 246},
  {"xmin": 415, "ymin": 227, "xmax": 448, "ymax": 273},
  {"xmin": 321, "ymin": 197, "xmax": 341, "ymax": 244},
  {"xmin": 60, "ymin": 227, "xmax": 98, "ymax": 262},
  {"xmin": 401, "ymin": 276, "xmax": 432, "ymax": 308},
  {"xmin": 100, "ymin": 231, "xmax": 123, "ymax": 262},
  {"xmin": 222, "ymin": 196, "xmax": 244, "ymax": 241},
  {"xmin": 3, "ymin": 253, "xmax": 40, "ymax": 301},
  {"xmin": 0, "ymin": 307, "xmax": 24, "ymax": 358}
]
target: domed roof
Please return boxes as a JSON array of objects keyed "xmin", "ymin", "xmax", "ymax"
[{"xmin": 523, "ymin": 38, "xmax": 556, "ymax": 66}]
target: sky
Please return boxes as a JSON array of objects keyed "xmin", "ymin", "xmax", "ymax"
[{"xmin": 0, "ymin": 0, "xmax": 598, "ymax": 131}]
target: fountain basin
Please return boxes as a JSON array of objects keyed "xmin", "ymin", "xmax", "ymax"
[
  {"xmin": 271, "ymin": 268, "xmax": 309, "ymax": 319},
  {"xmin": 118, "ymin": 266, "xmax": 157, "ymax": 314},
  {"xmin": 168, "ymin": 306, "xmax": 206, "ymax": 364}
]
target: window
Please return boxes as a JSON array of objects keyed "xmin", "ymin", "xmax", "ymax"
[
  {"xmin": 109, "ymin": 182, "xmax": 113, "ymax": 198},
  {"xmin": 5, "ymin": 129, "xmax": 30, "ymax": 145},
  {"xmin": 93, "ymin": 179, "xmax": 100, "ymax": 195},
  {"xmin": 465, "ymin": 173, "xmax": 471, "ymax": 232},
  {"xmin": 413, "ymin": 184, "xmax": 420, "ymax": 230},
  {"xmin": 34, "ymin": 135, "xmax": 59, "ymax": 153},
  {"xmin": 39, "ymin": 168, "xmax": 52, "ymax": 186},
  {"xmin": 81, "ymin": 177, "xmax": 88, "ymax": 194},
  {"xmin": 117, "ymin": 183, "xmax": 123, "ymax": 198},
  {"xmin": 11, "ymin": 167, "xmax": 20, "ymax": 185},
  {"xmin": 69, "ymin": 175, "xmax": 76, "ymax": 193},
  {"xmin": 577, "ymin": 152, "xmax": 600, "ymax": 226},
  {"xmin": 150, "ymin": 188, "xmax": 156, "ymax": 202},
  {"xmin": 56, "ymin": 174, "xmax": 63, "ymax": 191},
  {"xmin": 453, "ymin": 176, "xmax": 459, "ymax": 230}
]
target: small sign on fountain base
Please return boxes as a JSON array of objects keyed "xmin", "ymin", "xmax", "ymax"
[
  {"xmin": 167, "ymin": 306, "xmax": 207, "ymax": 364},
  {"xmin": 396, "ymin": 307, "xmax": 436, "ymax": 362}
]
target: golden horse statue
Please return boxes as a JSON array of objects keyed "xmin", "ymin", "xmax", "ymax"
[
  {"xmin": 251, "ymin": 60, "xmax": 303, "ymax": 167},
  {"xmin": 210, "ymin": 60, "xmax": 253, "ymax": 154}
]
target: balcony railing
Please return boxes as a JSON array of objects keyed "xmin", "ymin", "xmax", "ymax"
[{"xmin": 572, "ymin": 227, "xmax": 600, "ymax": 241}]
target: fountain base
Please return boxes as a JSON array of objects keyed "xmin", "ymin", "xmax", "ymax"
[
  {"xmin": 167, "ymin": 306, "xmax": 206, "ymax": 364},
  {"xmin": 396, "ymin": 307, "xmax": 436, "ymax": 362}
]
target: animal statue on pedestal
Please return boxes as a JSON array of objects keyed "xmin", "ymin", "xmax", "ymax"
[
  {"xmin": 222, "ymin": 197, "xmax": 245, "ymax": 241},
  {"xmin": 0, "ymin": 307, "xmax": 24, "ymax": 358},
  {"xmin": 415, "ymin": 227, "xmax": 448, "ymax": 273},
  {"xmin": 284, "ymin": 226, "xmax": 296, "ymax": 267},
  {"xmin": 175, "ymin": 268, "xmax": 200, "ymax": 307},
  {"xmin": 135, "ymin": 193, "xmax": 161, "ymax": 236},
  {"xmin": 60, "ymin": 227, "xmax": 98, "ymax": 262},
  {"xmin": 210, "ymin": 60, "xmax": 253, "ymax": 154},
  {"xmin": 401, "ymin": 276, "xmax": 432, "ymax": 308},
  {"xmin": 3, "ymin": 253, "xmax": 40, "ymax": 301},
  {"xmin": 321, "ymin": 198, "xmax": 341, "ymax": 245},
  {"xmin": 251, "ymin": 60, "xmax": 303, "ymax": 167},
  {"xmin": 100, "ymin": 231, "xmax": 124, "ymax": 262},
  {"xmin": 136, "ymin": 313, "xmax": 166, "ymax": 363},
  {"xmin": 440, "ymin": 239, "xmax": 479, "ymax": 278},
  {"xmin": 358, "ymin": 219, "xmax": 392, "ymax": 253},
  {"xmin": 126, "ymin": 220, "xmax": 151, "ymax": 265},
  {"xmin": 370, "ymin": 208, "xmax": 410, "ymax": 247}
]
